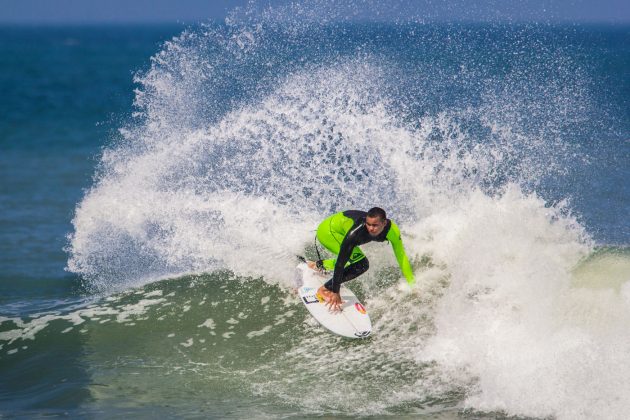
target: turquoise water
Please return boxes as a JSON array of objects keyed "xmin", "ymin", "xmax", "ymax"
[{"xmin": 1, "ymin": 13, "xmax": 629, "ymax": 419}]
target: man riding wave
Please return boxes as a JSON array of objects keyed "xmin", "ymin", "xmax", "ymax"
[{"xmin": 307, "ymin": 207, "xmax": 415, "ymax": 311}]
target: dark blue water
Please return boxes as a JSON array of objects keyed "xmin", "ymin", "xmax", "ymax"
[
  {"xmin": 1, "ymin": 19, "xmax": 629, "ymax": 419},
  {"xmin": 0, "ymin": 25, "xmax": 182, "ymax": 296}
]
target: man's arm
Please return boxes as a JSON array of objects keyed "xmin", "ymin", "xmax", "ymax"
[{"xmin": 387, "ymin": 222, "xmax": 415, "ymax": 286}]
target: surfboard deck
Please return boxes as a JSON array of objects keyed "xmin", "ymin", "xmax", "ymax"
[{"xmin": 295, "ymin": 263, "xmax": 371, "ymax": 338}]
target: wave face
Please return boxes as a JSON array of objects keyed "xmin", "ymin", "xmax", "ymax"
[
  {"xmin": 4, "ymin": 247, "xmax": 630, "ymax": 418},
  {"xmin": 55, "ymin": 6, "xmax": 630, "ymax": 420}
]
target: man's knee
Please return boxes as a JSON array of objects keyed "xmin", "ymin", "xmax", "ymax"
[
  {"xmin": 345, "ymin": 257, "xmax": 369, "ymax": 280},
  {"xmin": 323, "ymin": 257, "xmax": 369, "ymax": 292},
  {"xmin": 354, "ymin": 257, "xmax": 369, "ymax": 273}
]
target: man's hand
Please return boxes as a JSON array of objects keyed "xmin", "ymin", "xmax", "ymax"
[
  {"xmin": 325, "ymin": 292, "xmax": 343, "ymax": 312},
  {"xmin": 307, "ymin": 260, "xmax": 317, "ymax": 270}
]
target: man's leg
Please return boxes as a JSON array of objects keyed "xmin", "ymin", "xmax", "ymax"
[
  {"xmin": 315, "ymin": 214, "xmax": 345, "ymax": 270},
  {"xmin": 315, "ymin": 214, "xmax": 367, "ymax": 269},
  {"xmin": 322, "ymin": 257, "xmax": 369, "ymax": 292}
]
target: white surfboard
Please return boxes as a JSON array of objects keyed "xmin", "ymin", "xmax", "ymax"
[{"xmin": 295, "ymin": 263, "xmax": 371, "ymax": 338}]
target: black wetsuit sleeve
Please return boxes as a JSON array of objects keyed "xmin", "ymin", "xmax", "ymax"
[{"xmin": 330, "ymin": 234, "xmax": 356, "ymax": 293}]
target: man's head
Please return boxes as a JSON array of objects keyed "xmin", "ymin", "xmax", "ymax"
[{"xmin": 365, "ymin": 207, "xmax": 387, "ymax": 237}]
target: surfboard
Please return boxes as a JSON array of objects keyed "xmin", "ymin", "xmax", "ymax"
[{"xmin": 295, "ymin": 262, "xmax": 371, "ymax": 338}]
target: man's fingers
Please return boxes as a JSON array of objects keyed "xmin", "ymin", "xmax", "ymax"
[
  {"xmin": 321, "ymin": 292, "xmax": 343, "ymax": 312},
  {"xmin": 330, "ymin": 300, "xmax": 342, "ymax": 312}
]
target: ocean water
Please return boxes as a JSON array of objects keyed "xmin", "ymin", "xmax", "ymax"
[{"xmin": 1, "ymin": 10, "xmax": 629, "ymax": 420}]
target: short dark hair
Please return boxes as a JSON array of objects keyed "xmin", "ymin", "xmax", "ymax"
[{"xmin": 367, "ymin": 207, "xmax": 387, "ymax": 221}]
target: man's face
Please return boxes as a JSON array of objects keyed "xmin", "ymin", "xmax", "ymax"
[{"xmin": 365, "ymin": 216, "xmax": 387, "ymax": 237}]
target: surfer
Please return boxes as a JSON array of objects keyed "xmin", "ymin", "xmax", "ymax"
[{"xmin": 307, "ymin": 207, "xmax": 415, "ymax": 311}]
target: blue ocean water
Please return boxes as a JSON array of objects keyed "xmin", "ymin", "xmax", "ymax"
[
  {"xmin": 1, "ymin": 15, "xmax": 629, "ymax": 419},
  {"xmin": 0, "ymin": 25, "xmax": 181, "ymax": 292}
]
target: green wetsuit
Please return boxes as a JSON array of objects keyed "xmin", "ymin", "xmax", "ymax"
[{"xmin": 315, "ymin": 210, "xmax": 415, "ymax": 293}]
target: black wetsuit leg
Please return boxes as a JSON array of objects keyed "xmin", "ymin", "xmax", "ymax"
[{"xmin": 323, "ymin": 257, "xmax": 369, "ymax": 293}]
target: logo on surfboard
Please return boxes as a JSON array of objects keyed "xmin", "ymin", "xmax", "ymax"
[
  {"xmin": 354, "ymin": 303, "xmax": 367, "ymax": 314},
  {"xmin": 302, "ymin": 295, "xmax": 319, "ymax": 304},
  {"xmin": 302, "ymin": 293, "xmax": 327, "ymax": 305}
]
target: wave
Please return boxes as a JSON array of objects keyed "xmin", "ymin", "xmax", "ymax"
[
  {"xmin": 57, "ymin": 9, "xmax": 630, "ymax": 419},
  {"xmin": 66, "ymin": 45, "xmax": 589, "ymax": 293},
  {"xmin": 3, "ymin": 247, "xmax": 630, "ymax": 417}
]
